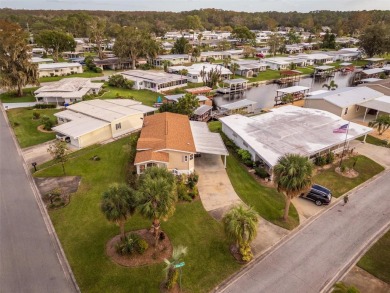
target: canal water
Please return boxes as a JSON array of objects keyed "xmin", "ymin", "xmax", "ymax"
[{"xmin": 213, "ymin": 72, "xmax": 354, "ymax": 110}]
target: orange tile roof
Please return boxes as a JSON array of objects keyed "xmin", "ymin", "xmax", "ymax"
[
  {"xmin": 134, "ymin": 150, "xmax": 169, "ymax": 165},
  {"xmin": 137, "ymin": 112, "xmax": 196, "ymax": 153}
]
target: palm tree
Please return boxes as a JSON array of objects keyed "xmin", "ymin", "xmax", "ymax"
[
  {"xmin": 274, "ymin": 154, "xmax": 313, "ymax": 221},
  {"xmin": 138, "ymin": 167, "xmax": 177, "ymax": 247},
  {"xmin": 230, "ymin": 62, "xmax": 240, "ymax": 77},
  {"xmin": 223, "ymin": 57, "xmax": 231, "ymax": 68},
  {"xmin": 162, "ymin": 60, "xmax": 172, "ymax": 72},
  {"xmin": 223, "ymin": 205, "xmax": 258, "ymax": 256},
  {"xmin": 332, "ymin": 282, "xmax": 360, "ymax": 293},
  {"xmin": 179, "ymin": 69, "xmax": 188, "ymax": 81},
  {"xmin": 101, "ymin": 183, "xmax": 138, "ymax": 240},
  {"xmin": 197, "ymin": 33, "xmax": 203, "ymax": 46},
  {"xmin": 368, "ymin": 115, "xmax": 390, "ymax": 135},
  {"xmin": 322, "ymin": 80, "xmax": 338, "ymax": 90},
  {"xmin": 163, "ymin": 245, "xmax": 188, "ymax": 290}
]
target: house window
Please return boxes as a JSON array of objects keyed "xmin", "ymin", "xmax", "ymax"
[
  {"xmin": 183, "ymin": 155, "xmax": 188, "ymax": 162},
  {"xmin": 344, "ymin": 107, "xmax": 348, "ymax": 115},
  {"xmin": 115, "ymin": 123, "xmax": 121, "ymax": 130},
  {"xmin": 356, "ymin": 106, "xmax": 360, "ymax": 112},
  {"xmin": 190, "ymin": 154, "xmax": 194, "ymax": 160}
]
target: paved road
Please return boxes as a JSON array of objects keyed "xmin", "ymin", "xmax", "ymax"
[
  {"xmin": 218, "ymin": 171, "xmax": 390, "ymax": 293},
  {"xmin": 0, "ymin": 109, "xmax": 76, "ymax": 292}
]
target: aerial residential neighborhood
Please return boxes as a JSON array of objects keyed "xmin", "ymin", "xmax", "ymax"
[{"xmin": 0, "ymin": 2, "xmax": 390, "ymax": 293}]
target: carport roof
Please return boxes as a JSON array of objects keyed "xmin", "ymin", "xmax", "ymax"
[
  {"xmin": 190, "ymin": 121, "xmax": 229, "ymax": 156},
  {"xmin": 52, "ymin": 117, "xmax": 109, "ymax": 138},
  {"xmin": 358, "ymin": 95, "xmax": 390, "ymax": 114}
]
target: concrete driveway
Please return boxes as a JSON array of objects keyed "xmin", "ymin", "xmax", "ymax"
[
  {"xmin": 22, "ymin": 140, "xmax": 56, "ymax": 166},
  {"xmin": 350, "ymin": 140, "xmax": 390, "ymax": 169},
  {"xmin": 195, "ymin": 153, "xmax": 243, "ymax": 219}
]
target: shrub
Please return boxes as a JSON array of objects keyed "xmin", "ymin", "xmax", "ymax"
[
  {"xmin": 13, "ymin": 121, "xmax": 20, "ymax": 127},
  {"xmin": 35, "ymin": 104, "xmax": 56, "ymax": 109},
  {"xmin": 115, "ymin": 233, "xmax": 148, "ymax": 256},
  {"xmin": 187, "ymin": 172, "xmax": 199, "ymax": 189},
  {"xmin": 255, "ymin": 166, "xmax": 269, "ymax": 179},
  {"xmin": 165, "ymin": 268, "xmax": 179, "ymax": 290},
  {"xmin": 50, "ymin": 73, "xmax": 54, "ymax": 77},
  {"xmin": 177, "ymin": 182, "xmax": 191, "ymax": 201},
  {"xmin": 237, "ymin": 149, "xmax": 253, "ymax": 166},
  {"xmin": 239, "ymin": 242, "xmax": 253, "ymax": 262},
  {"xmin": 326, "ymin": 152, "xmax": 335, "ymax": 164},
  {"xmin": 94, "ymin": 67, "xmax": 103, "ymax": 73},
  {"xmin": 314, "ymin": 155, "xmax": 327, "ymax": 166},
  {"xmin": 340, "ymin": 164, "xmax": 346, "ymax": 173},
  {"xmin": 41, "ymin": 115, "xmax": 54, "ymax": 131},
  {"xmin": 32, "ymin": 112, "xmax": 41, "ymax": 120},
  {"xmin": 189, "ymin": 185, "xmax": 198, "ymax": 199},
  {"xmin": 108, "ymin": 74, "xmax": 134, "ymax": 89}
]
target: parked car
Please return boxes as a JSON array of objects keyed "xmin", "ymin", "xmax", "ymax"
[
  {"xmin": 300, "ymin": 184, "xmax": 332, "ymax": 206},
  {"xmin": 56, "ymin": 133, "xmax": 71, "ymax": 143}
]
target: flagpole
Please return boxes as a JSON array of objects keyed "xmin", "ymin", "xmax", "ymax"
[{"xmin": 339, "ymin": 122, "xmax": 350, "ymax": 168}]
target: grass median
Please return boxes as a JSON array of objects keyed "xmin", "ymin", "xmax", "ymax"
[{"xmin": 33, "ymin": 137, "xmax": 240, "ymax": 293}]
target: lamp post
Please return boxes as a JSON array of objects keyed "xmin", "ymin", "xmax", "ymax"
[{"xmin": 32, "ymin": 162, "xmax": 37, "ymax": 172}]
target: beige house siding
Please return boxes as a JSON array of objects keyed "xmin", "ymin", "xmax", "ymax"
[
  {"xmin": 164, "ymin": 150, "xmax": 195, "ymax": 173},
  {"xmin": 38, "ymin": 66, "xmax": 83, "ymax": 78},
  {"xmin": 304, "ymin": 99, "xmax": 342, "ymax": 116},
  {"xmin": 341, "ymin": 104, "xmax": 366, "ymax": 120},
  {"xmin": 78, "ymin": 125, "xmax": 112, "ymax": 148},
  {"xmin": 111, "ymin": 114, "xmax": 144, "ymax": 138}
]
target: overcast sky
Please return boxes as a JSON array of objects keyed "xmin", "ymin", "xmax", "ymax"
[{"xmin": 1, "ymin": 0, "xmax": 390, "ymax": 12}]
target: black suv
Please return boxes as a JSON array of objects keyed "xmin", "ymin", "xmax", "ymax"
[{"xmin": 301, "ymin": 184, "xmax": 332, "ymax": 206}]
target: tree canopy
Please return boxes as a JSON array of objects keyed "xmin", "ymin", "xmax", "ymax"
[
  {"xmin": 35, "ymin": 30, "xmax": 76, "ymax": 62},
  {"xmin": 359, "ymin": 24, "xmax": 390, "ymax": 58},
  {"xmin": 0, "ymin": 20, "xmax": 39, "ymax": 96},
  {"xmin": 171, "ymin": 37, "xmax": 190, "ymax": 54},
  {"xmin": 232, "ymin": 26, "xmax": 256, "ymax": 43}
]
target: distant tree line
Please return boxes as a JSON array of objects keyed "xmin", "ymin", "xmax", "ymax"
[{"xmin": 1, "ymin": 8, "xmax": 390, "ymax": 38}]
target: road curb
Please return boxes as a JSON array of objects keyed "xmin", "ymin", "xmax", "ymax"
[
  {"xmin": 0, "ymin": 104, "xmax": 80, "ymax": 293},
  {"xmin": 213, "ymin": 168, "xmax": 390, "ymax": 293}
]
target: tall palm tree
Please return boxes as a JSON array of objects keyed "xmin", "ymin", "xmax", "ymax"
[
  {"xmin": 322, "ymin": 80, "xmax": 338, "ymax": 90},
  {"xmin": 368, "ymin": 115, "xmax": 390, "ymax": 135},
  {"xmin": 332, "ymin": 282, "xmax": 360, "ymax": 293},
  {"xmin": 138, "ymin": 167, "xmax": 177, "ymax": 247},
  {"xmin": 101, "ymin": 183, "xmax": 138, "ymax": 240},
  {"xmin": 223, "ymin": 205, "xmax": 258, "ymax": 251},
  {"xmin": 274, "ymin": 154, "xmax": 313, "ymax": 221}
]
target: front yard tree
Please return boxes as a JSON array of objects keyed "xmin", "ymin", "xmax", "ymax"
[
  {"xmin": 35, "ymin": 30, "xmax": 76, "ymax": 62},
  {"xmin": 87, "ymin": 17, "xmax": 107, "ymax": 60},
  {"xmin": 368, "ymin": 115, "xmax": 390, "ymax": 135},
  {"xmin": 232, "ymin": 26, "xmax": 256, "ymax": 44},
  {"xmin": 223, "ymin": 205, "xmax": 258, "ymax": 262},
  {"xmin": 113, "ymin": 27, "xmax": 159, "ymax": 70},
  {"xmin": 172, "ymin": 37, "xmax": 189, "ymax": 54},
  {"xmin": 274, "ymin": 154, "xmax": 313, "ymax": 221},
  {"xmin": 47, "ymin": 140, "xmax": 68, "ymax": 175},
  {"xmin": 138, "ymin": 167, "xmax": 177, "ymax": 248},
  {"xmin": 101, "ymin": 184, "xmax": 138, "ymax": 240},
  {"xmin": 268, "ymin": 34, "xmax": 282, "ymax": 56},
  {"xmin": 176, "ymin": 93, "xmax": 199, "ymax": 117},
  {"xmin": 0, "ymin": 20, "xmax": 39, "ymax": 97},
  {"xmin": 359, "ymin": 24, "xmax": 390, "ymax": 58}
]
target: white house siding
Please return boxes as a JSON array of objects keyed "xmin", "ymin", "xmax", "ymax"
[
  {"xmin": 304, "ymin": 99, "xmax": 342, "ymax": 116},
  {"xmin": 110, "ymin": 114, "xmax": 144, "ymax": 138},
  {"xmin": 222, "ymin": 124, "xmax": 257, "ymax": 161},
  {"xmin": 78, "ymin": 125, "xmax": 112, "ymax": 148},
  {"xmin": 38, "ymin": 65, "xmax": 83, "ymax": 77}
]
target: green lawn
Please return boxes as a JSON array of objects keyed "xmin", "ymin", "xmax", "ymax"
[
  {"xmin": 0, "ymin": 88, "xmax": 38, "ymax": 103},
  {"xmin": 313, "ymin": 155, "xmax": 384, "ymax": 198},
  {"xmin": 6, "ymin": 108, "xmax": 60, "ymax": 148},
  {"xmin": 248, "ymin": 67, "xmax": 314, "ymax": 83},
  {"xmin": 208, "ymin": 121, "xmax": 299, "ymax": 230},
  {"xmin": 39, "ymin": 71, "xmax": 104, "ymax": 83},
  {"xmin": 356, "ymin": 136, "xmax": 389, "ymax": 147},
  {"xmin": 100, "ymin": 86, "xmax": 161, "ymax": 106},
  {"xmin": 33, "ymin": 137, "xmax": 240, "ymax": 293},
  {"xmin": 357, "ymin": 230, "xmax": 390, "ymax": 284}
]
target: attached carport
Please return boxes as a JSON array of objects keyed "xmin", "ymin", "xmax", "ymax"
[
  {"xmin": 189, "ymin": 121, "xmax": 229, "ymax": 167},
  {"xmin": 359, "ymin": 95, "xmax": 390, "ymax": 122}
]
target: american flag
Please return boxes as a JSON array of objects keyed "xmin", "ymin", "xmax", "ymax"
[{"xmin": 333, "ymin": 123, "xmax": 349, "ymax": 133}]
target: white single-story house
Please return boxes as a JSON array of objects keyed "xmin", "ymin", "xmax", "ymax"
[
  {"xmin": 121, "ymin": 70, "xmax": 188, "ymax": 93},
  {"xmin": 34, "ymin": 78, "xmax": 103, "ymax": 105},
  {"xmin": 62, "ymin": 51, "xmax": 84, "ymax": 59},
  {"xmin": 38, "ymin": 62, "xmax": 83, "ymax": 78},
  {"xmin": 297, "ymin": 53, "xmax": 334, "ymax": 65},
  {"xmin": 53, "ymin": 99, "xmax": 156, "ymax": 148},
  {"xmin": 219, "ymin": 99, "xmax": 257, "ymax": 114},
  {"xmin": 151, "ymin": 54, "xmax": 191, "ymax": 67},
  {"xmin": 222, "ymin": 49, "xmax": 244, "ymax": 60},
  {"xmin": 230, "ymin": 60, "xmax": 267, "ymax": 77},
  {"xmin": 31, "ymin": 57, "xmax": 54, "ymax": 64},
  {"xmin": 220, "ymin": 105, "xmax": 372, "ymax": 176},
  {"xmin": 304, "ymin": 86, "xmax": 390, "ymax": 121},
  {"xmin": 168, "ymin": 63, "xmax": 232, "ymax": 83},
  {"xmin": 264, "ymin": 58, "xmax": 290, "ymax": 70},
  {"xmin": 197, "ymin": 51, "xmax": 225, "ymax": 62}
]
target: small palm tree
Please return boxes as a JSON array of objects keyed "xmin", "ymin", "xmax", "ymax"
[
  {"xmin": 101, "ymin": 183, "xmax": 138, "ymax": 240},
  {"xmin": 164, "ymin": 245, "xmax": 187, "ymax": 290},
  {"xmin": 223, "ymin": 57, "xmax": 231, "ymax": 68},
  {"xmin": 179, "ymin": 69, "xmax": 188, "ymax": 81},
  {"xmin": 138, "ymin": 167, "xmax": 177, "ymax": 247},
  {"xmin": 281, "ymin": 93, "xmax": 294, "ymax": 104},
  {"xmin": 332, "ymin": 282, "xmax": 360, "ymax": 293},
  {"xmin": 322, "ymin": 80, "xmax": 338, "ymax": 90},
  {"xmin": 223, "ymin": 205, "xmax": 258, "ymax": 261},
  {"xmin": 274, "ymin": 154, "xmax": 313, "ymax": 221},
  {"xmin": 231, "ymin": 62, "xmax": 240, "ymax": 76},
  {"xmin": 368, "ymin": 115, "xmax": 390, "ymax": 135}
]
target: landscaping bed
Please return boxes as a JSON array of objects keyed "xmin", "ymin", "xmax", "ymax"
[{"xmin": 33, "ymin": 136, "xmax": 240, "ymax": 293}]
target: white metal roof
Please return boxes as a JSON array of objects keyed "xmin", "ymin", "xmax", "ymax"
[
  {"xmin": 128, "ymin": 104, "xmax": 157, "ymax": 114},
  {"xmin": 165, "ymin": 94, "xmax": 209, "ymax": 103},
  {"xmin": 220, "ymin": 99, "xmax": 257, "ymax": 110},
  {"xmin": 220, "ymin": 106, "xmax": 372, "ymax": 168},
  {"xmin": 104, "ymin": 99, "xmax": 141, "ymax": 107},
  {"xmin": 38, "ymin": 62, "xmax": 82, "ymax": 70},
  {"xmin": 189, "ymin": 121, "xmax": 229, "ymax": 156},
  {"xmin": 222, "ymin": 78, "xmax": 248, "ymax": 84},
  {"xmin": 362, "ymin": 68, "xmax": 384, "ymax": 75},
  {"xmin": 358, "ymin": 95, "xmax": 390, "ymax": 114},
  {"xmin": 361, "ymin": 78, "xmax": 383, "ymax": 83},
  {"xmin": 307, "ymin": 90, "xmax": 329, "ymax": 96},
  {"xmin": 54, "ymin": 110, "xmax": 87, "ymax": 121},
  {"xmin": 193, "ymin": 105, "xmax": 212, "ymax": 116},
  {"xmin": 315, "ymin": 65, "xmax": 334, "ymax": 70},
  {"xmin": 365, "ymin": 58, "xmax": 385, "ymax": 62},
  {"xmin": 339, "ymin": 62, "xmax": 352, "ymax": 66},
  {"xmin": 277, "ymin": 85, "xmax": 310, "ymax": 94},
  {"xmin": 52, "ymin": 117, "xmax": 109, "ymax": 138},
  {"xmin": 170, "ymin": 63, "xmax": 232, "ymax": 76},
  {"xmin": 121, "ymin": 70, "xmax": 185, "ymax": 84},
  {"xmin": 322, "ymin": 87, "xmax": 384, "ymax": 108}
]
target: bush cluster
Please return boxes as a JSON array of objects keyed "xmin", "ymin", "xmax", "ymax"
[
  {"xmin": 115, "ymin": 233, "xmax": 149, "ymax": 256},
  {"xmin": 314, "ymin": 152, "xmax": 335, "ymax": 166},
  {"xmin": 84, "ymin": 56, "xmax": 103, "ymax": 73},
  {"xmin": 176, "ymin": 172, "xmax": 199, "ymax": 202},
  {"xmin": 108, "ymin": 74, "xmax": 134, "ymax": 89},
  {"xmin": 41, "ymin": 115, "xmax": 54, "ymax": 131},
  {"xmin": 34, "ymin": 104, "xmax": 56, "ymax": 109},
  {"xmin": 237, "ymin": 148, "xmax": 253, "ymax": 167}
]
